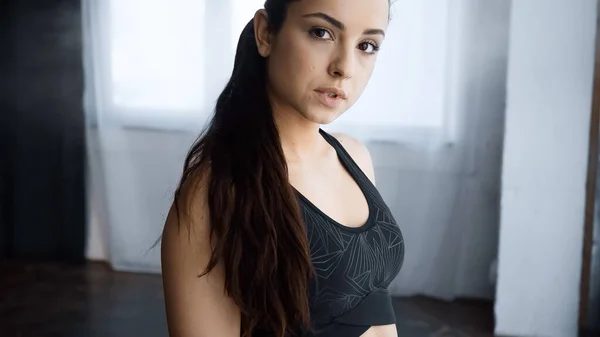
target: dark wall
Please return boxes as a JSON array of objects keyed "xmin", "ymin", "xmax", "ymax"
[{"xmin": 0, "ymin": 0, "xmax": 86, "ymax": 262}]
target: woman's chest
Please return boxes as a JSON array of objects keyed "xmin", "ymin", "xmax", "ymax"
[
  {"xmin": 306, "ymin": 220, "xmax": 404, "ymax": 290},
  {"xmin": 303, "ymin": 212, "xmax": 405, "ymax": 320}
]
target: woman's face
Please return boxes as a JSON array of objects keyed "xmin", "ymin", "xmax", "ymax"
[{"xmin": 255, "ymin": 0, "xmax": 389, "ymax": 125}]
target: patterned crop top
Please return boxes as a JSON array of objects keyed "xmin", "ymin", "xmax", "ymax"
[{"xmin": 254, "ymin": 129, "xmax": 405, "ymax": 337}]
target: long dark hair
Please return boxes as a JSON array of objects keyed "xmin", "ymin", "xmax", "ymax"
[{"xmin": 173, "ymin": 1, "xmax": 312, "ymax": 336}]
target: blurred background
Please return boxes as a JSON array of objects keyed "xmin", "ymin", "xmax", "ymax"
[{"xmin": 1, "ymin": 0, "xmax": 599, "ymax": 336}]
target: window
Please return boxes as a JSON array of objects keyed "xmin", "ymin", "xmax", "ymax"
[
  {"xmin": 328, "ymin": 1, "xmax": 450, "ymax": 132},
  {"xmin": 104, "ymin": 0, "xmax": 451, "ymax": 140},
  {"xmin": 109, "ymin": 0, "xmax": 206, "ymax": 121}
]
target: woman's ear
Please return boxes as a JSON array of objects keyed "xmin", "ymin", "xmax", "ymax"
[{"xmin": 253, "ymin": 9, "xmax": 272, "ymax": 57}]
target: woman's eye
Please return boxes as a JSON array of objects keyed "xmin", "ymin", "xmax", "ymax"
[
  {"xmin": 310, "ymin": 28, "xmax": 332, "ymax": 40},
  {"xmin": 358, "ymin": 42, "xmax": 379, "ymax": 54}
]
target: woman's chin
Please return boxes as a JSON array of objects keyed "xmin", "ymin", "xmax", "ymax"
[{"xmin": 306, "ymin": 109, "xmax": 344, "ymax": 125}]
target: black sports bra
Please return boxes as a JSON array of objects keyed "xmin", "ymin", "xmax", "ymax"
[{"xmin": 256, "ymin": 129, "xmax": 405, "ymax": 336}]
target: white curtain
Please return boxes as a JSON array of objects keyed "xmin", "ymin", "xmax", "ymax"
[{"xmin": 82, "ymin": 0, "xmax": 510, "ymax": 300}]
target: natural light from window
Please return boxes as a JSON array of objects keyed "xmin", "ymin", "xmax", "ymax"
[
  {"xmin": 109, "ymin": 0, "xmax": 206, "ymax": 113},
  {"xmin": 331, "ymin": 1, "xmax": 449, "ymax": 129},
  {"xmin": 108, "ymin": 0, "xmax": 448, "ymax": 131}
]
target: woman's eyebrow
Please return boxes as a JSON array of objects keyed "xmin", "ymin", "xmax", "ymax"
[{"xmin": 302, "ymin": 12, "xmax": 385, "ymax": 37}]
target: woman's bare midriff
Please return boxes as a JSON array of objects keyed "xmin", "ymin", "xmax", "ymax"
[{"xmin": 360, "ymin": 324, "xmax": 398, "ymax": 337}]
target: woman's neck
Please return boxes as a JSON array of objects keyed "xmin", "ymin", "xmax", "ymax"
[{"xmin": 270, "ymin": 101, "xmax": 324, "ymax": 164}]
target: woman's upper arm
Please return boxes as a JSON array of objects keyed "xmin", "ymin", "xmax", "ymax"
[{"xmin": 161, "ymin": 181, "xmax": 240, "ymax": 337}]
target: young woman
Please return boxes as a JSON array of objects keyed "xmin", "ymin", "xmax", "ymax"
[{"xmin": 161, "ymin": 0, "xmax": 404, "ymax": 336}]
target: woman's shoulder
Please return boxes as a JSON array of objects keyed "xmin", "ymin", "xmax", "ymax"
[
  {"xmin": 328, "ymin": 132, "xmax": 376, "ymax": 185},
  {"xmin": 162, "ymin": 167, "xmax": 212, "ymax": 259}
]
